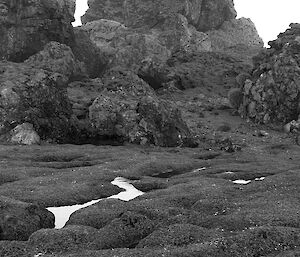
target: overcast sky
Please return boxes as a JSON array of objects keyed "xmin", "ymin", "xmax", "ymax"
[{"xmin": 73, "ymin": 0, "xmax": 300, "ymax": 46}]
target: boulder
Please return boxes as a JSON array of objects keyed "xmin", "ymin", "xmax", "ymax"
[
  {"xmin": 88, "ymin": 69, "xmax": 197, "ymax": 147},
  {"xmin": 24, "ymin": 41, "xmax": 86, "ymax": 80},
  {"xmin": 10, "ymin": 123, "xmax": 40, "ymax": 145},
  {"xmin": 0, "ymin": 196, "xmax": 54, "ymax": 241},
  {"xmin": 0, "ymin": 61, "xmax": 75, "ymax": 142},
  {"xmin": 80, "ymin": 19, "xmax": 171, "ymax": 71},
  {"xmin": 0, "ymin": 0, "xmax": 75, "ymax": 62},
  {"xmin": 82, "ymin": 0, "xmax": 236, "ymax": 32},
  {"xmin": 240, "ymin": 23, "xmax": 300, "ymax": 124}
]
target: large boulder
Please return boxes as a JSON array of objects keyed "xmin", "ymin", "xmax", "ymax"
[
  {"xmin": 0, "ymin": 0, "xmax": 75, "ymax": 62},
  {"xmin": 0, "ymin": 61, "xmax": 74, "ymax": 142},
  {"xmin": 240, "ymin": 23, "xmax": 300, "ymax": 124},
  {"xmin": 82, "ymin": 0, "xmax": 236, "ymax": 32},
  {"xmin": 24, "ymin": 41, "xmax": 86, "ymax": 80},
  {"xmin": 0, "ymin": 196, "xmax": 54, "ymax": 241},
  {"xmin": 88, "ymin": 69, "xmax": 197, "ymax": 147},
  {"xmin": 80, "ymin": 19, "xmax": 171, "ymax": 71},
  {"xmin": 80, "ymin": 15, "xmax": 212, "ymax": 72}
]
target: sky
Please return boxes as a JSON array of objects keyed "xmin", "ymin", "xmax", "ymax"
[{"xmin": 73, "ymin": 0, "xmax": 300, "ymax": 46}]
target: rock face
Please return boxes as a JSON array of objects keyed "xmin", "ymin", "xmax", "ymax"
[
  {"xmin": 208, "ymin": 17, "xmax": 264, "ymax": 51},
  {"xmin": 0, "ymin": 0, "xmax": 76, "ymax": 62},
  {"xmin": 25, "ymin": 41, "xmax": 86, "ymax": 80},
  {"xmin": 0, "ymin": 196, "xmax": 54, "ymax": 241},
  {"xmin": 79, "ymin": 19, "xmax": 171, "ymax": 71},
  {"xmin": 72, "ymin": 27, "xmax": 107, "ymax": 78},
  {"xmin": 138, "ymin": 50, "xmax": 253, "ymax": 93},
  {"xmin": 0, "ymin": 61, "xmax": 74, "ymax": 142},
  {"xmin": 79, "ymin": 2, "xmax": 261, "ymax": 74},
  {"xmin": 82, "ymin": 0, "xmax": 236, "ymax": 32},
  {"xmin": 89, "ymin": 69, "xmax": 197, "ymax": 146},
  {"xmin": 240, "ymin": 23, "xmax": 300, "ymax": 124}
]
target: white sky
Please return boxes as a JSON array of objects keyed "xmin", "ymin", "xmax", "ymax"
[
  {"xmin": 73, "ymin": 0, "xmax": 300, "ymax": 46},
  {"xmin": 234, "ymin": 0, "xmax": 300, "ymax": 45}
]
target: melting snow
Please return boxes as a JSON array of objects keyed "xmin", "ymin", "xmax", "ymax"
[{"xmin": 47, "ymin": 177, "xmax": 144, "ymax": 229}]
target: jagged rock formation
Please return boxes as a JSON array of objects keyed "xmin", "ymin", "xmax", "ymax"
[
  {"xmin": 89, "ymin": 69, "xmax": 197, "ymax": 147},
  {"xmin": 79, "ymin": 0, "xmax": 262, "ymax": 73},
  {"xmin": 81, "ymin": 0, "xmax": 237, "ymax": 32},
  {"xmin": 25, "ymin": 41, "xmax": 86, "ymax": 80},
  {"xmin": 0, "ymin": 43, "xmax": 78, "ymax": 142},
  {"xmin": 138, "ymin": 50, "xmax": 252, "ymax": 93},
  {"xmin": 0, "ymin": 0, "xmax": 75, "ymax": 62},
  {"xmin": 240, "ymin": 23, "xmax": 300, "ymax": 124}
]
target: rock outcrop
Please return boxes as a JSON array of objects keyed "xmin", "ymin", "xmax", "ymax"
[
  {"xmin": 0, "ymin": 196, "xmax": 54, "ymax": 241},
  {"xmin": 72, "ymin": 27, "xmax": 107, "ymax": 78},
  {"xmin": 0, "ymin": 61, "xmax": 74, "ymax": 142},
  {"xmin": 89, "ymin": 69, "xmax": 197, "ymax": 146},
  {"xmin": 240, "ymin": 23, "xmax": 300, "ymax": 124},
  {"xmin": 79, "ymin": 19, "xmax": 171, "ymax": 71},
  {"xmin": 25, "ymin": 41, "xmax": 86, "ymax": 80},
  {"xmin": 138, "ymin": 50, "xmax": 252, "ymax": 93},
  {"xmin": 79, "ymin": 1, "xmax": 261, "ymax": 74},
  {"xmin": 0, "ymin": 0, "xmax": 75, "ymax": 62},
  {"xmin": 208, "ymin": 17, "xmax": 264, "ymax": 51},
  {"xmin": 82, "ymin": 0, "xmax": 236, "ymax": 32}
]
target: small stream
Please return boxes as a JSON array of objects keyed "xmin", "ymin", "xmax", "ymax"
[{"xmin": 47, "ymin": 177, "xmax": 144, "ymax": 229}]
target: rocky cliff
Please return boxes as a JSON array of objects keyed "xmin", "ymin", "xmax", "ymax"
[
  {"xmin": 240, "ymin": 23, "xmax": 300, "ymax": 124},
  {"xmin": 0, "ymin": 0, "xmax": 75, "ymax": 62},
  {"xmin": 82, "ymin": 0, "xmax": 237, "ymax": 32},
  {"xmin": 78, "ymin": 0, "xmax": 262, "ymax": 71}
]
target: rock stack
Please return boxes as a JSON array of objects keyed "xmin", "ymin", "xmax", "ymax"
[{"xmin": 240, "ymin": 23, "xmax": 300, "ymax": 124}]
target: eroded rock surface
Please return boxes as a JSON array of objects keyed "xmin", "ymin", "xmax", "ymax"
[
  {"xmin": 0, "ymin": 61, "xmax": 74, "ymax": 142},
  {"xmin": 82, "ymin": 0, "xmax": 236, "ymax": 32},
  {"xmin": 208, "ymin": 17, "xmax": 264, "ymax": 51},
  {"xmin": 240, "ymin": 23, "xmax": 300, "ymax": 124},
  {"xmin": 89, "ymin": 69, "xmax": 197, "ymax": 146},
  {"xmin": 0, "ymin": 0, "xmax": 75, "ymax": 62}
]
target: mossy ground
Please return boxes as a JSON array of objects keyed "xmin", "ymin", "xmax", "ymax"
[{"xmin": 0, "ymin": 87, "xmax": 299, "ymax": 256}]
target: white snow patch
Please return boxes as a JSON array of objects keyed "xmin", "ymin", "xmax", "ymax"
[
  {"xmin": 232, "ymin": 179, "xmax": 251, "ymax": 185},
  {"xmin": 47, "ymin": 177, "xmax": 144, "ymax": 229},
  {"xmin": 254, "ymin": 177, "xmax": 265, "ymax": 181}
]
